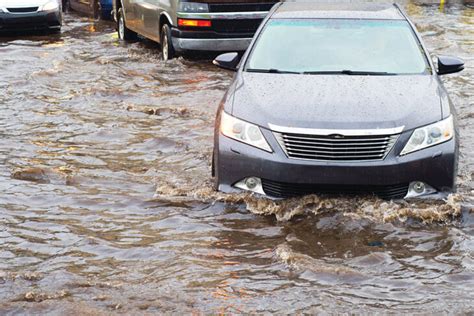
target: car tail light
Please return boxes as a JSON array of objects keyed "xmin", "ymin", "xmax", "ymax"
[{"xmin": 178, "ymin": 19, "xmax": 212, "ymax": 27}]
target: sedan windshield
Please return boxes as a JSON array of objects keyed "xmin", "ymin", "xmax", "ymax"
[{"xmin": 245, "ymin": 19, "xmax": 430, "ymax": 75}]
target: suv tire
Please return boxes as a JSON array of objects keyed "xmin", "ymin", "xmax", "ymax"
[
  {"xmin": 160, "ymin": 24, "xmax": 175, "ymax": 61},
  {"xmin": 117, "ymin": 8, "xmax": 136, "ymax": 41}
]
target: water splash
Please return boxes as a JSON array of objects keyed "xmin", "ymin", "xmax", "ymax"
[{"xmin": 154, "ymin": 181, "xmax": 464, "ymax": 223}]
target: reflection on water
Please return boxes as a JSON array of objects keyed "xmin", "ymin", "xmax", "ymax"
[{"xmin": 0, "ymin": 3, "xmax": 473, "ymax": 314}]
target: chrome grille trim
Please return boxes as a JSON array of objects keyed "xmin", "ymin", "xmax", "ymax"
[
  {"xmin": 177, "ymin": 11, "xmax": 269, "ymax": 20},
  {"xmin": 274, "ymin": 131, "xmax": 400, "ymax": 162},
  {"xmin": 268, "ymin": 123, "xmax": 404, "ymax": 136}
]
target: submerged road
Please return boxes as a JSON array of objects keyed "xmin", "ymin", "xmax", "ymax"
[{"xmin": 0, "ymin": 2, "xmax": 473, "ymax": 314}]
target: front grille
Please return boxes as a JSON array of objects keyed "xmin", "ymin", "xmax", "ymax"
[
  {"xmin": 7, "ymin": 7, "xmax": 39, "ymax": 13},
  {"xmin": 209, "ymin": 2, "xmax": 276, "ymax": 12},
  {"xmin": 262, "ymin": 179, "xmax": 409, "ymax": 200},
  {"xmin": 211, "ymin": 19, "xmax": 263, "ymax": 33},
  {"xmin": 275, "ymin": 132, "xmax": 399, "ymax": 161}
]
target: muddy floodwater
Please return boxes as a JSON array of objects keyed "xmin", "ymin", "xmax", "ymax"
[{"xmin": 0, "ymin": 2, "xmax": 473, "ymax": 314}]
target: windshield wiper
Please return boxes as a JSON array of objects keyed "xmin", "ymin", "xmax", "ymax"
[
  {"xmin": 246, "ymin": 69, "xmax": 396, "ymax": 75},
  {"xmin": 246, "ymin": 68, "xmax": 301, "ymax": 74},
  {"xmin": 303, "ymin": 70, "xmax": 397, "ymax": 76}
]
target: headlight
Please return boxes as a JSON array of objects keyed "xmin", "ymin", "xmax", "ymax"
[
  {"xmin": 220, "ymin": 112, "xmax": 272, "ymax": 152},
  {"xmin": 41, "ymin": 0, "xmax": 59, "ymax": 11},
  {"xmin": 178, "ymin": 2, "xmax": 209, "ymax": 13},
  {"xmin": 400, "ymin": 115, "xmax": 454, "ymax": 156}
]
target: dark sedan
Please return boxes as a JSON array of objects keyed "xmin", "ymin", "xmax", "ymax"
[{"xmin": 212, "ymin": 2, "xmax": 464, "ymax": 200}]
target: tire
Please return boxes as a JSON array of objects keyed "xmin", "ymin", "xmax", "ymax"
[
  {"xmin": 117, "ymin": 8, "xmax": 136, "ymax": 41},
  {"xmin": 212, "ymin": 147, "xmax": 219, "ymax": 191},
  {"xmin": 160, "ymin": 24, "xmax": 175, "ymax": 61}
]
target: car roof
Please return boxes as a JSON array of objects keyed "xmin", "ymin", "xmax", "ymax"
[{"xmin": 271, "ymin": 2, "xmax": 406, "ymax": 20}]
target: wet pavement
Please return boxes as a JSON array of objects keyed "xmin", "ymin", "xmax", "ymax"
[{"xmin": 0, "ymin": 1, "xmax": 473, "ymax": 314}]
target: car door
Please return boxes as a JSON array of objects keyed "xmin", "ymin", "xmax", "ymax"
[
  {"xmin": 122, "ymin": 0, "xmax": 143, "ymax": 32},
  {"xmin": 138, "ymin": 0, "xmax": 161, "ymax": 41}
]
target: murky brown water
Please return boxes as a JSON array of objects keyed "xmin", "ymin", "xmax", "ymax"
[{"xmin": 0, "ymin": 1, "xmax": 473, "ymax": 314}]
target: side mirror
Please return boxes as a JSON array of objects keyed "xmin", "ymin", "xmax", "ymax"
[
  {"xmin": 437, "ymin": 56, "xmax": 464, "ymax": 75},
  {"xmin": 213, "ymin": 52, "xmax": 240, "ymax": 71}
]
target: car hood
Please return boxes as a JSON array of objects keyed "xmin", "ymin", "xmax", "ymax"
[
  {"xmin": 0, "ymin": 0, "xmax": 50, "ymax": 7},
  {"xmin": 230, "ymin": 73, "xmax": 444, "ymax": 132}
]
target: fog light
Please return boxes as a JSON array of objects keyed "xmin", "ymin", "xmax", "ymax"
[
  {"xmin": 234, "ymin": 177, "xmax": 265, "ymax": 195},
  {"xmin": 413, "ymin": 182, "xmax": 425, "ymax": 194},
  {"xmin": 245, "ymin": 177, "xmax": 258, "ymax": 189},
  {"xmin": 405, "ymin": 181, "xmax": 437, "ymax": 198}
]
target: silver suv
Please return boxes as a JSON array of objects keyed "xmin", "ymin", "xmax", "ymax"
[{"xmin": 112, "ymin": 0, "xmax": 278, "ymax": 60}]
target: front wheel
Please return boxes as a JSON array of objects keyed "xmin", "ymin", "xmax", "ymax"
[
  {"xmin": 160, "ymin": 24, "xmax": 175, "ymax": 61},
  {"xmin": 117, "ymin": 8, "xmax": 136, "ymax": 41}
]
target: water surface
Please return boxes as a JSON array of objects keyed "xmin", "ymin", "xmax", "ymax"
[{"xmin": 0, "ymin": 2, "xmax": 473, "ymax": 313}]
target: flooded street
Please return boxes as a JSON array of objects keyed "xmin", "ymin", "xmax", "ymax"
[{"xmin": 0, "ymin": 1, "xmax": 473, "ymax": 314}]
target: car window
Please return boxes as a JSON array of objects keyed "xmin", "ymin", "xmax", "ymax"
[{"xmin": 245, "ymin": 19, "xmax": 430, "ymax": 75}]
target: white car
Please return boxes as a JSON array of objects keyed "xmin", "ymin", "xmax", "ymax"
[{"xmin": 0, "ymin": 0, "xmax": 62, "ymax": 32}]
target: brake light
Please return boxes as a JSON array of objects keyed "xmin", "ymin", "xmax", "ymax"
[{"xmin": 178, "ymin": 18, "xmax": 211, "ymax": 27}]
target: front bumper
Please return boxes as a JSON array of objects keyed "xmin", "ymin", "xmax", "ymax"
[
  {"xmin": 0, "ymin": 10, "xmax": 61, "ymax": 31},
  {"xmin": 216, "ymin": 130, "xmax": 458, "ymax": 199}
]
